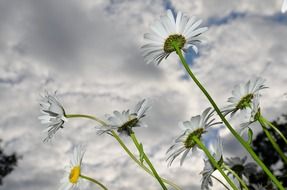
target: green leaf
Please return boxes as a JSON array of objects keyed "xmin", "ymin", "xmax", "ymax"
[
  {"xmin": 139, "ymin": 143, "xmax": 144, "ymax": 164},
  {"xmin": 247, "ymin": 128, "xmax": 253, "ymax": 145}
]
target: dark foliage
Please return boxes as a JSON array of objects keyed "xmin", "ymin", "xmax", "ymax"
[{"xmin": 0, "ymin": 140, "xmax": 19, "ymax": 185}]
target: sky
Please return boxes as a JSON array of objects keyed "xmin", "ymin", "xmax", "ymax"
[{"xmin": 0, "ymin": 0, "xmax": 287, "ymax": 190}]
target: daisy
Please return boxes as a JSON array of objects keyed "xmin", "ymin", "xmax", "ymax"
[
  {"xmin": 282, "ymin": 0, "xmax": 287, "ymax": 13},
  {"xmin": 225, "ymin": 156, "xmax": 257, "ymax": 180},
  {"xmin": 222, "ymin": 77, "xmax": 267, "ymax": 117},
  {"xmin": 142, "ymin": 9, "xmax": 208, "ymax": 65},
  {"xmin": 59, "ymin": 145, "xmax": 88, "ymax": 190},
  {"xmin": 252, "ymin": 184, "xmax": 267, "ymax": 190},
  {"xmin": 240, "ymin": 94, "xmax": 261, "ymax": 134},
  {"xmin": 38, "ymin": 91, "xmax": 67, "ymax": 141},
  {"xmin": 166, "ymin": 108, "xmax": 220, "ymax": 166},
  {"xmin": 97, "ymin": 99, "xmax": 149, "ymax": 136},
  {"xmin": 201, "ymin": 138, "xmax": 224, "ymax": 190}
]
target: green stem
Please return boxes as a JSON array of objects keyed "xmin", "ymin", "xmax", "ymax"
[
  {"xmin": 66, "ymin": 114, "xmax": 106, "ymax": 125},
  {"xmin": 258, "ymin": 117, "xmax": 287, "ymax": 164},
  {"xmin": 111, "ymin": 130, "xmax": 181, "ymax": 190},
  {"xmin": 211, "ymin": 175, "xmax": 231, "ymax": 190},
  {"xmin": 223, "ymin": 165, "xmax": 249, "ymax": 190},
  {"xmin": 67, "ymin": 114, "xmax": 181, "ymax": 190},
  {"xmin": 130, "ymin": 133, "xmax": 168, "ymax": 190},
  {"xmin": 174, "ymin": 46, "xmax": 285, "ymax": 190},
  {"xmin": 193, "ymin": 136, "xmax": 238, "ymax": 190},
  {"xmin": 261, "ymin": 117, "xmax": 287, "ymax": 145},
  {"xmin": 80, "ymin": 174, "xmax": 108, "ymax": 190}
]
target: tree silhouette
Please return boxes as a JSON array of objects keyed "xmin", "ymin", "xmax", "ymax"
[{"xmin": 0, "ymin": 139, "xmax": 19, "ymax": 185}]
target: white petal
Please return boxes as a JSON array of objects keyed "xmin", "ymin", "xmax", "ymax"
[
  {"xmin": 143, "ymin": 33, "xmax": 164, "ymax": 43},
  {"xmin": 191, "ymin": 45, "xmax": 198, "ymax": 54},
  {"xmin": 186, "ymin": 27, "xmax": 208, "ymax": 39},
  {"xmin": 182, "ymin": 16, "xmax": 196, "ymax": 35},
  {"xmin": 151, "ymin": 20, "xmax": 168, "ymax": 38},
  {"xmin": 180, "ymin": 149, "xmax": 190, "ymax": 166},
  {"xmin": 166, "ymin": 9, "xmax": 176, "ymax": 26},
  {"xmin": 184, "ymin": 19, "xmax": 203, "ymax": 37},
  {"xmin": 175, "ymin": 11, "xmax": 183, "ymax": 33},
  {"xmin": 282, "ymin": 0, "xmax": 287, "ymax": 13}
]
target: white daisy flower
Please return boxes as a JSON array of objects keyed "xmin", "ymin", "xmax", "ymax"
[
  {"xmin": 282, "ymin": 0, "xmax": 287, "ymax": 13},
  {"xmin": 201, "ymin": 138, "xmax": 224, "ymax": 190},
  {"xmin": 225, "ymin": 156, "xmax": 257, "ymax": 180},
  {"xmin": 166, "ymin": 108, "xmax": 220, "ymax": 166},
  {"xmin": 142, "ymin": 9, "xmax": 208, "ymax": 65},
  {"xmin": 222, "ymin": 77, "xmax": 267, "ymax": 117},
  {"xmin": 240, "ymin": 94, "xmax": 261, "ymax": 134},
  {"xmin": 38, "ymin": 91, "xmax": 67, "ymax": 141},
  {"xmin": 252, "ymin": 184, "xmax": 267, "ymax": 190},
  {"xmin": 59, "ymin": 145, "xmax": 88, "ymax": 190},
  {"xmin": 97, "ymin": 99, "xmax": 149, "ymax": 136}
]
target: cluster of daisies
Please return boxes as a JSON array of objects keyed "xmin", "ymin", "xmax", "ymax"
[
  {"xmin": 38, "ymin": 76, "xmax": 269, "ymax": 190},
  {"xmin": 38, "ymin": 6, "xmax": 286, "ymax": 190}
]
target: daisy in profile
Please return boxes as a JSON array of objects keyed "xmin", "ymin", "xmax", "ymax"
[
  {"xmin": 142, "ymin": 9, "xmax": 208, "ymax": 65},
  {"xmin": 201, "ymin": 138, "xmax": 224, "ymax": 190},
  {"xmin": 166, "ymin": 108, "xmax": 220, "ymax": 166},
  {"xmin": 97, "ymin": 99, "xmax": 149, "ymax": 136},
  {"xmin": 240, "ymin": 94, "xmax": 261, "ymax": 134},
  {"xmin": 282, "ymin": 0, "xmax": 287, "ymax": 13},
  {"xmin": 59, "ymin": 145, "xmax": 87, "ymax": 190},
  {"xmin": 38, "ymin": 91, "xmax": 67, "ymax": 141},
  {"xmin": 222, "ymin": 77, "xmax": 267, "ymax": 117}
]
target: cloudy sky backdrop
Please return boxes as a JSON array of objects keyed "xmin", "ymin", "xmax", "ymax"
[{"xmin": 0, "ymin": 0, "xmax": 287, "ymax": 189}]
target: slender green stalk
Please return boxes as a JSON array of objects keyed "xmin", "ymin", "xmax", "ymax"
[
  {"xmin": 67, "ymin": 114, "xmax": 181, "ymax": 190},
  {"xmin": 223, "ymin": 165, "xmax": 249, "ymax": 190},
  {"xmin": 211, "ymin": 175, "xmax": 230, "ymax": 190},
  {"xmin": 66, "ymin": 114, "xmax": 106, "ymax": 125},
  {"xmin": 174, "ymin": 46, "xmax": 285, "ymax": 190},
  {"xmin": 193, "ymin": 136, "xmax": 238, "ymax": 190},
  {"xmin": 130, "ymin": 133, "xmax": 168, "ymax": 190},
  {"xmin": 261, "ymin": 117, "xmax": 287, "ymax": 145},
  {"xmin": 80, "ymin": 174, "xmax": 108, "ymax": 190},
  {"xmin": 110, "ymin": 131, "xmax": 181, "ymax": 190},
  {"xmin": 258, "ymin": 117, "xmax": 287, "ymax": 164}
]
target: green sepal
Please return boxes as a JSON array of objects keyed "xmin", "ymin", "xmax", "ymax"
[
  {"xmin": 139, "ymin": 143, "xmax": 144, "ymax": 164},
  {"xmin": 247, "ymin": 128, "xmax": 253, "ymax": 145},
  {"xmin": 218, "ymin": 156, "xmax": 224, "ymax": 168}
]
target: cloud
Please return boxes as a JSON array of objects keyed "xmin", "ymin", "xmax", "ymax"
[{"xmin": 0, "ymin": 0, "xmax": 287, "ymax": 190}]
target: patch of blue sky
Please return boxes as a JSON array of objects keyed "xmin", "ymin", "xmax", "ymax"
[
  {"xmin": 207, "ymin": 11, "xmax": 246, "ymax": 26},
  {"xmin": 265, "ymin": 12, "xmax": 287, "ymax": 24},
  {"xmin": 162, "ymin": 0, "xmax": 176, "ymax": 14}
]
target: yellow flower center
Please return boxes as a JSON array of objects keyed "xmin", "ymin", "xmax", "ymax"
[{"xmin": 69, "ymin": 166, "xmax": 81, "ymax": 184}]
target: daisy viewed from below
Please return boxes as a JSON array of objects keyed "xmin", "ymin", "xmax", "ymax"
[
  {"xmin": 60, "ymin": 145, "xmax": 87, "ymax": 190},
  {"xmin": 201, "ymin": 138, "xmax": 224, "ymax": 190},
  {"xmin": 97, "ymin": 99, "xmax": 149, "ymax": 136},
  {"xmin": 142, "ymin": 9, "xmax": 208, "ymax": 65},
  {"xmin": 225, "ymin": 156, "xmax": 257, "ymax": 181},
  {"xmin": 166, "ymin": 108, "xmax": 220, "ymax": 166},
  {"xmin": 38, "ymin": 91, "xmax": 67, "ymax": 141},
  {"xmin": 222, "ymin": 77, "xmax": 267, "ymax": 117}
]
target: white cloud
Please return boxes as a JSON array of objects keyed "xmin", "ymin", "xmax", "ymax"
[{"xmin": 0, "ymin": 0, "xmax": 287, "ymax": 190}]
